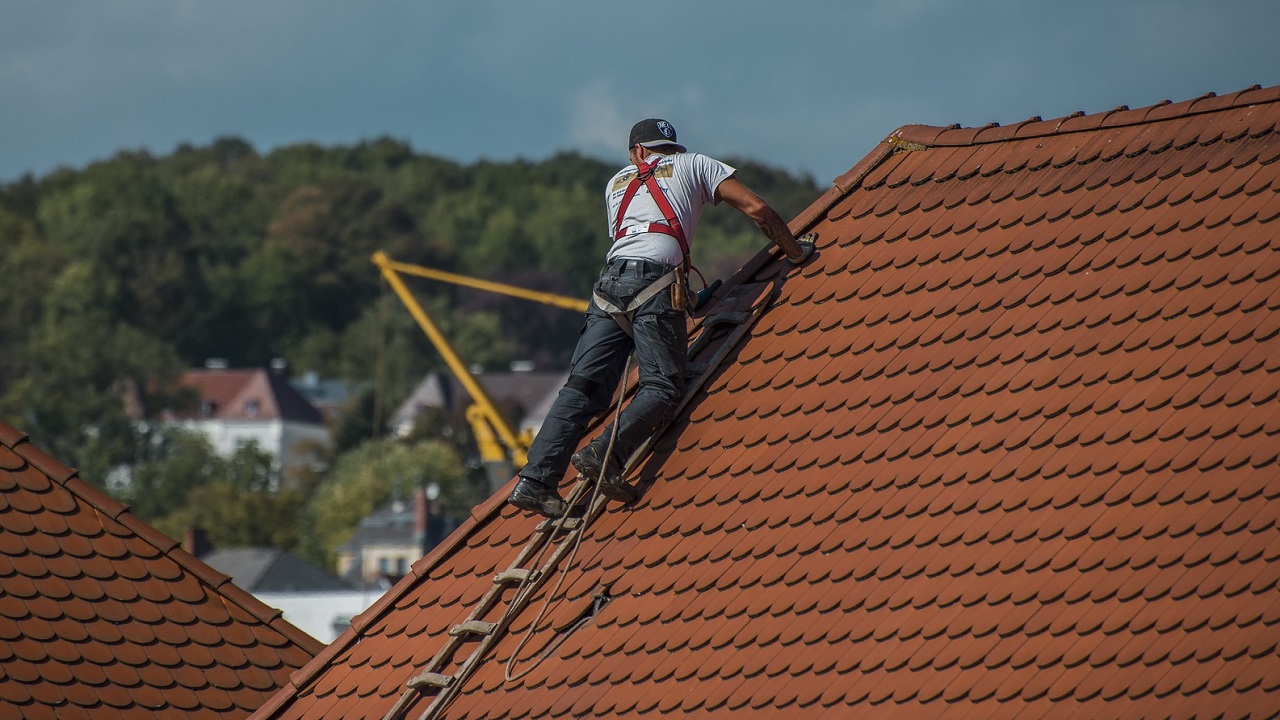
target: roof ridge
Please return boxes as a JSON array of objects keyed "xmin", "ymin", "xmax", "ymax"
[
  {"xmin": 778, "ymin": 82, "xmax": 1280, "ymax": 244},
  {"xmin": 891, "ymin": 82, "xmax": 1280, "ymax": 149},
  {"xmin": 0, "ymin": 419, "xmax": 326, "ymax": 657}
]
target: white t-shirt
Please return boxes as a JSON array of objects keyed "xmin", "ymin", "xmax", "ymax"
[{"xmin": 604, "ymin": 152, "xmax": 736, "ymax": 266}]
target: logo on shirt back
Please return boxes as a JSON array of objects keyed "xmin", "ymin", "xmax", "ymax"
[{"xmin": 610, "ymin": 159, "xmax": 675, "ymax": 191}]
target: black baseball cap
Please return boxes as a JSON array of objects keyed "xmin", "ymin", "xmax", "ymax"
[{"xmin": 628, "ymin": 118, "xmax": 687, "ymax": 153}]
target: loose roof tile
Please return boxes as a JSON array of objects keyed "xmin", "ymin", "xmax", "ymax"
[
  {"xmin": 251, "ymin": 85, "xmax": 1280, "ymax": 720},
  {"xmin": 0, "ymin": 421, "xmax": 322, "ymax": 719}
]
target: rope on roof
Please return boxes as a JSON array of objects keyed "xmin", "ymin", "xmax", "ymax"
[{"xmin": 381, "ymin": 277, "xmax": 782, "ymax": 720}]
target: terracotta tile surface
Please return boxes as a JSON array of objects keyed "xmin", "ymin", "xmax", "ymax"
[
  {"xmin": 0, "ymin": 421, "xmax": 322, "ymax": 719},
  {"xmin": 253, "ymin": 84, "xmax": 1280, "ymax": 719}
]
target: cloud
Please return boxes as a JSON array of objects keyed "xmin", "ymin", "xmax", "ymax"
[
  {"xmin": 566, "ymin": 79, "xmax": 629, "ymax": 157},
  {"xmin": 2, "ymin": 0, "xmax": 1280, "ymax": 182}
]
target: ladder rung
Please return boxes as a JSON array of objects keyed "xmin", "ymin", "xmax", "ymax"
[
  {"xmin": 388, "ymin": 281, "xmax": 775, "ymax": 720},
  {"xmin": 537, "ymin": 517, "xmax": 582, "ymax": 533},
  {"xmin": 407, "ymin": 672, "xmax": 454, "ymax": 689},
  {"xmin": 450, "ymin": 620, "xmax": 497, "ymax": 637},
  {"xmin": 494, "ymin": 568, "xmax": 536, "ymax": 585}
]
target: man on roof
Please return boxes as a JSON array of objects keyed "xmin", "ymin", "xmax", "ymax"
[{"xmin": 508, "ymin": 118, "xmax": 816, "ymax": 518}]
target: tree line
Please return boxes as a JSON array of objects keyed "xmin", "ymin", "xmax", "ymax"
[{"xmin": 0, "ymin": 136, "xmax": 821, "ymax": 570}]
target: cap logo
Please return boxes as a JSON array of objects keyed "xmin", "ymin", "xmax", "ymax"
[{"xmin": 656, "ymin": 120, "xmax": 675, "ymax": 139}]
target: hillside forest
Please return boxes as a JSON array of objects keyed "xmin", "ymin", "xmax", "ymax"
[{"xmin": 0, "ymin": 136, "xmax": 821, "ymax": 570}]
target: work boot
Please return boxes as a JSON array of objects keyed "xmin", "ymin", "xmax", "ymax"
[
  {"xmin": 508, "ymin": 478, "xmax": 567, "ymax": 519},
  {"xmin": 571, "ymin": 445, "xmax": 638, "ymax": 503}
]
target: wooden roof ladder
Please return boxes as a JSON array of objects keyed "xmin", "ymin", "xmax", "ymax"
[{"xmin": 383, "ymin": 278, "xmax": 780, "ymax": 720}]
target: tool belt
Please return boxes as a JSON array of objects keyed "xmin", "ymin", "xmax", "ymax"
[{"xmin": 592, "ymin": 260, "xmax": 690, "ymax": 336}]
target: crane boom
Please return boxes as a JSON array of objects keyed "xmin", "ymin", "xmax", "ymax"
[
  {"xmin": 373, "ymin": 251, "xmax": 585, "ymax": 487},
  {"xmin": 375, "ymin": 253, "xmax": 588, "ymax": 313}
]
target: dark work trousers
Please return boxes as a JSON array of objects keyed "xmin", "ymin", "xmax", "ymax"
[{"xmin": 520, "ymin": 257, "xmax": 688, "ymax": 489}]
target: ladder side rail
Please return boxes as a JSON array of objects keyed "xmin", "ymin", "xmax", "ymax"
[
  {"xmin": 373, "ymin": 252, "xmax": 528, "ymax": 462},
  {"xmin": 388, "ymin": 279, "xmax": 778, "ymax": 720}
]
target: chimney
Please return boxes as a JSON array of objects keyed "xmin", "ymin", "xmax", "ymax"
[
  {"xmin": 413, "ymin": 486, "xmax": 428, "ymax": 541},
  {"xmin": 415, "ymin": 484, "xmax": 444, "ymax": 556},
  {"xmin": 183, "ymin": 526, "xmax": 212, "ymax": 557}
]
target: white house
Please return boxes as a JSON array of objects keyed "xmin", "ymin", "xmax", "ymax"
[
  {"xmin": 169, "ymin": 368, "xmax": 331, "ymax": 480},
  {"xmin": 253, "ymin": 589, "xmax": 386, "ymax": 644}
]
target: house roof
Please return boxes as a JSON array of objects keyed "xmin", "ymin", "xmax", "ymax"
[
  {"xmin": 392, "ymin": 370, "xmax": 566, "ymax": 433},
  {"xmin": 251, "ymin": 84, "xmax": 1280, "ymax": 720},
  {"xmin": 290, "ymin": 373, "xmax": 353, "ymax": 425},
  {"xmin": 201, "ymin": 548, "xmax": 352, "ymax": 593},
  {"xmin": 174, "ymin": 369, "xmax": 325, "ymax": 425},
  {"xmin": 0, "ymin": 420, "xmax": 325, "ymax": 719},
  {"xmin": 336, "ymin": 498, "xmax": 420, "ymax": 560}
]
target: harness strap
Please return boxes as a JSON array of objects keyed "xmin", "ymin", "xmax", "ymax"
[{"xmin": 612, "ymin": 158, "xmax": 689, "ymax": 267}]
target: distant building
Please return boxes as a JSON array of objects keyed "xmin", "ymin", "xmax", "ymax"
[
  {"xmin": 252, "ymin": 589, "xmax": 388, "ymax": 645},
  {"xmin": 202, "ymin": 546, "xmax": 380, "ymax": 644},
  {"xmin": 390, "ymin": 367, "xmax": 566, "ymax": 437},
  {"xmin": 201, "ymin": 547, "xmax": 353, "ymax": 593},
  {"xmin": 289, "ymin": 370, "xmax": 354, "ymax": 426},
  {"xmin": 336, "ymin": 485, "xmax": 455, "ymax": 589},
  {"xmin": 166, "ymin": 367, "xmax": 331, "ymax": 480}
]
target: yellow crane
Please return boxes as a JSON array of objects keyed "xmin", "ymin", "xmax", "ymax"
[{"xmin": 373, "ymin": 251, "xmax": 587, "ymax": 490}]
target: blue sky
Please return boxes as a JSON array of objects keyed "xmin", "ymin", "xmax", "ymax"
[{"xmin": 2, "ymin": 1, "xmax": 1278, "ymax": 185}]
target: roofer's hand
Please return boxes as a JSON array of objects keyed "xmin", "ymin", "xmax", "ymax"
[{"xmin": 787, "ymin": 233, "xmax": 818, "ymax": 266}]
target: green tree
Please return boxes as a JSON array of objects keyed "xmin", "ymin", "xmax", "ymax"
[
  {"xmin": 0, "ymin": 136, "xmax": 821, "ymax": 559},
  {"xmin": 36, "ymin": 153, "xmax": 209, "ymax": 351},
  {"xmin": 330, "ymin": 388, "xmax": 386, "ymax": 455},
  {"xmin": 153, "ymin": 441, "xmax": 301, "ymax": 549},
  {"xmin": 296, "ymin": 438, "xmax": 472, "ymax": 569},
  {"xmin": 1, "ymin": 261, "xmax": 184, "ymax": 481},
  {"xmin": 0, "ymin": 209, "xmax": 65, "ymax": 382},
  {"xmin": 122, "ymin": 427, "xmax": 222, "ymax": 521}
]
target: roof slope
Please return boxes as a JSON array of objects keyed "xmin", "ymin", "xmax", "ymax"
[
  {"xmin": 0, "ymin": 420, "xmax": 324, "ymax": 719},
  {"xmin": 253, "ymin": 85, "xmax": 1280, "ymax": 719}
]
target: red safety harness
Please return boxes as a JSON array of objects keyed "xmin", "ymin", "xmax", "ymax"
[
  {"xmin": 596, "ymin": 155, "xmax": 709, "ymax": 327},
  {"xmin": 612, "ymin": 156, "xmax": 689, "ymax": 270}
]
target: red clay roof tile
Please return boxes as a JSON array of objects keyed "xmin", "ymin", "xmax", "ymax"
[{"xmin": 0, "ymin": 421, "xmax": 321, "ymax": 719}]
